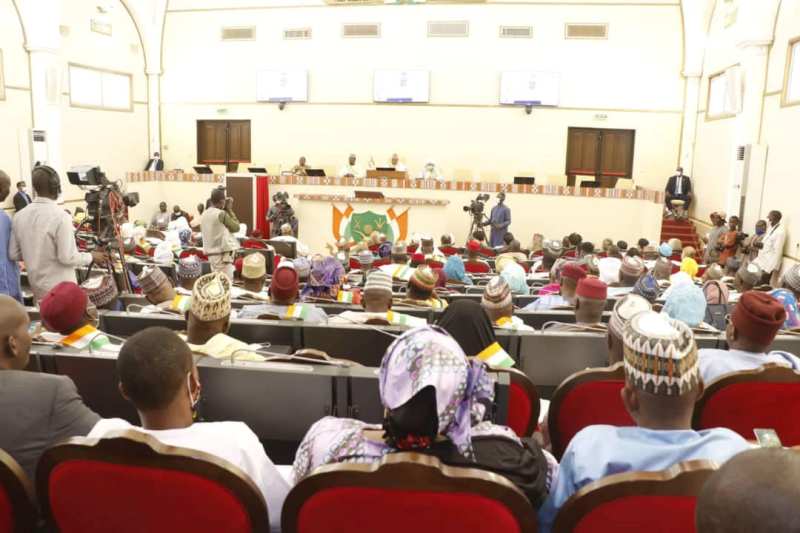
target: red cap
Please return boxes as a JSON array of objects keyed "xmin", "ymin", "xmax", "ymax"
[
  {"xmin": 576, "ymin": 277, "xmax": 608, "ymax": 300},
  {"xmin": 234, "ymin": 257, "xmax": 244, "ymax": 272},
  {"xmin": 732, "ymin": 291, "xmax": 786, "ymax": 347},
  {"xmin": 411, "ymin": 253, "xmax": 425, "ymax": 263},
  {"xmin": 270, "ymin": 264, "xmax": 299, "ymax": 302},
  {"xmin": 467, "ymin": 240, "xmax": 481, "ymax": 252},
  {"xmin": 561, "ymin": 262, "xmax": 588, "ymax": 281},
  {"xmin": 40, "ymin": 282, "xmax": 88, "ymax": 334}
]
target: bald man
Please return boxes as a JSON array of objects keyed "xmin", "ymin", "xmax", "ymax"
[
  {"xmin": 0, "ymin": 295, "xmax": 99, "ymax": 482},
  {"xmin": 696, "ymin": 448, "xmax": 800, "ymax": 533},
  {"xmin": 0, "ymin": 171, "xmax": 21, "ymax": 302},
  {"xmin": 10, "ymin": 166, "xmax": 108, "ymax": 301}
]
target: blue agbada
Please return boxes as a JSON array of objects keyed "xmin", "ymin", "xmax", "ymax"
[
  {"xmin": 443, "ymin": 256, "xmax": 472, "ymax": 285},
  {"xmin": 488, "ymin": 202, "xmax": 511, "ymax": 247}
]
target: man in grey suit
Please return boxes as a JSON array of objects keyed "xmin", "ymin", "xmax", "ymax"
[{"xmin": 0, "ymin": 295, "xmax": 99, "ymax": 482}]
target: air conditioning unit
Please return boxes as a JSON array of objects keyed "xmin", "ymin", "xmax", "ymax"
[{"xmin": 729, "ymin": 144, "xmax": 768, "ymax": 227}]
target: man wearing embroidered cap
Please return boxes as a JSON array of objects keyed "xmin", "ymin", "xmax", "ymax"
[
  {"xmin": 401, "ymin": 265, "xmax": 447, "ymax": 309},
  {"xmin": 330, "ymin": 271, "xmax": 425, "ymax": 327},
  {"xmin": 176, "ymin": 255, "xmax": 202, "ymax": 291},
  {"xmin": 239, "ymin": 262, "xmax": 327, "ymax": 323},
  {"xmin": 734, "ymin": 262, "xmax": 764, "ymax": 299},
  {"xmin": 187, "ymin": 272, "xmax": 232, "ymax": 345},
  {"xmin": 81, "ymin": 274, "xmax": 119, "ymax": 311},
  {"xmin": 632, "ymin": 272, "xmax": 660, "ymax": 304},
  {"xmin": 525, "ymin": 262, "xmax": 586, "ymax": 311},
  {"xmin": 481, "ymin": 276, "xmax": 533, "ymax": 331},
  {"xmin": 542, "ymin": 277, "xmax": 607, "ymax": 332},
  {"xmin": 779, "ymin": 264, "xmax": 800, "ymax": 300},
  {"xmin": 663, "ymin": 282, "xmax": 707, "ymax": 327},
  {"xmin": 606, "ymin": 294, "xmax": 652, "ymax": 365},
  {"xmin": 699, "ymin": 291, "xmax": 800, "ymax": 383},
  {"xmin": 617, "ymin": 256, "xmax": 645, "ymax": 288},
  {"xmin": 240, "ymin": 253, "xmax": 267, "ymax": 293},
  {"xmin": 538, "ymin": 311, "xmax": 750, "ymax": 532},
  {"xmin": 138, "ymin": 266, "xmax": 176, "ymax": 306}
]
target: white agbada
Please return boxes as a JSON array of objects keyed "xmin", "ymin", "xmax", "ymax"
[{"xmin": 753, "ymin": 222, "xmax": 786, "ymax": 275}]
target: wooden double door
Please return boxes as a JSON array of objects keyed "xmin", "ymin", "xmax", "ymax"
[
  {"xmin": 197, "ymin": 120, "xmax": 252, "ymax": 170},
  {"xmin": 565, "ymin": 127, "xmax": 635, "ymax": 188}
]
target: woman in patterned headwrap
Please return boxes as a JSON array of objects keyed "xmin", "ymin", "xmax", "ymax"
[
  {"xmin": 291, "ymin": 326, "xmax": 552, "ymax": 508},
  {"xmin": 442, "ymin": 255, "xmax": 473, "ymax": 285},
  {"xmin": 301, "ymin": 255, "xmax": 345, "ymax": 301}
]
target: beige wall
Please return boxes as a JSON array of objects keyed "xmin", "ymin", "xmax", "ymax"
[
  {"xmin": 0, "ymin": 0, "xmax": 32, "ymax": 208},
  {"xmin": 58, "ymin": 0, "xmax": 149, "ymax": 202},
  {"xmin": 160, "ymin": 2, "xmax": 684, "ymax": 189},
  {"xmin": 760, "ymin": 0, "xmax": 800, "ymax": 265},
  {"xmin": 692, "ymin": 0, "xmax": 799, "ymax": 269}
]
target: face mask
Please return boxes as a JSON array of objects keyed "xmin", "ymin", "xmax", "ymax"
[{"xmin": 756, "ymin": 228, "xmax": 766, "ymax": 235}]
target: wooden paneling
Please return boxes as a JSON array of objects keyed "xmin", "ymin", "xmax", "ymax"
[
  {"xmin": 197, "ymin": 120, "xmax": 251, "ymax": 165},
  {"xmin": 225, "ymin": 175, "xmax": 254, "ymax": 234},
  {"xmin": 566, "ymin": 127, "xmax": 635, "ymax": 187}
]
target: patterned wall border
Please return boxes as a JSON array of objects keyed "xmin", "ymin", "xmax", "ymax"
[
  {"xmin": 295, "ymin": 194, "xmax": 450, "ymax": 207},
  {"xmin": 125, "ymin": 172, "xmax": 665, "ymax": 204}
]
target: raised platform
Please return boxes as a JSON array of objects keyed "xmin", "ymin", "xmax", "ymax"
[{"xmin": 661, "ymin": 217, "xmax": 701, "ymax": 250}]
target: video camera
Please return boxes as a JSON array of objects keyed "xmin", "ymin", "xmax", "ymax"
[
  {"xmin": 463, "ymin": 194, "xmax": 490, "ymax": 217},
  {"xmin": 67, "ymin": 166, "xmax": 139, "ymax": 245}
]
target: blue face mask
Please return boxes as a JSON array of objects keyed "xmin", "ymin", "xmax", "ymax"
[{"xmin": 756, "ymin": 228, "xmax": 766, "ymax": 236}]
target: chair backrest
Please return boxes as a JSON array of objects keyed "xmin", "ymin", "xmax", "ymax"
[
  {"xmin": 465, "ymin": 261, "xmax": 491, "ymax": 274},
  {"xmin": 492, "ymin": 368, "xmax": 540, "ymax": 437},
  {"xmin": 426, "ymin": 260, "xmax": 444, "ymax": 269},
  {"xmin": 692, "ymin": 364, "xmax": 800, "ymax": 445},
  {"xmin": 0, "ymin": 449, "xmax": 36, "ymax": 533},
  {"xmin": 37, "ymin": 430, "xmax": 269, "ymax": 533},
  {"xmin": 548, "ymin": 363, "xmax": 633, "ymax": 459},
  {"xmin": 282, "ymin": 452, "xmax": 537, "ymax": 533},
  {"xmin": 553, "ymin": 460, "xmax": 717, "ymax": 533},
  {"xmin": 440, "ymin": 246, "xmax": 461, "ymax": 257},
  {"xmin": 479, "ymin": 247, "xmax": 496, "ymax": 257}
]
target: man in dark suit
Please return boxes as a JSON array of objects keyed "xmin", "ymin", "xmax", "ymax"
[
  {"xmin": 144, "ymin": 151, "xmax": 164, "ymax": 171},
  {"xmin": 12, "ymin": 181, "xmax": 31, "ymax": 212},
  {"xmin": 0, "ymin": 295, "xmax": 99, "ymax": 483},
  {"xmin": 665, "ymin": 166, "xmax": 693, "ymax": 212}
]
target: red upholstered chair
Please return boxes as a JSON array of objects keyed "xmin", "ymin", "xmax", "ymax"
[
  {"xmin": 692, "ymin": 364, "xmax": 800, "ymax": 445},
  {"xmin": 179, "ymin": 248, "xmax": 208, "ymax": 261},
  {"xmin": 465, "ymin": 261, "xmax": 492, "ymax": 274},
  {"xmin": 368, "ymin": 244, "xmax": 380, "ymax": 253},
  {"xmin": 493, "ymin": 368, "xmax": 540, "ymax": 438},
  {"xmin": 243, "ymin": 239, "xmax": 268, "ymax": 250},
  {"xmin": 348, "ymin": 257, "xmax": 362, "ymax": 271},
  {"xmin": 553, "ymin": 460, "xmax": 717, "ymax": 533},
  {"xmin": 406, "ymin": 245, "xmax": 418, "ymax": 254},
  {"xmin": 0, "ymin": 449, "xmax": 37, "ymax": 533},
  {"xmin": 548, "ymin": 363, "xmax": 633, "ymax": 459},
  {"xmin": 440, "ymin": 246, "xmax": 461, "ymax": 257},
  {"xmin": 426, "ymin": 260, "xmax": 444, "ymax": 269},
  {"xmin": 479, "ymin": 247, "xmax": 496, "ymax": 257},
  {"xmin": 282, "ymin": 452, "xmax": 537, "ymax": 533},
  {"xmin": 37, "ymin": 430, "xmax": 269, "ymax": 533}
]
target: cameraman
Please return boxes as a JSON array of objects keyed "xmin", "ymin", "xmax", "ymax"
[
  {"xmin": 201, "ymin": 188, "xmax": 240, "ymax": 279},
  {"xmin": 10, "ymin": 166, "xmax": 108, "ymax": 302}
]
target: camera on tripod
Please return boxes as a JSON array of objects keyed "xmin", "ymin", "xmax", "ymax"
[
  {"xmin": 67, "ymin": 166, "xmax": 139, "ymax": 244},
  {"xmin": 463, "ymin": 194, "xmax": 490, "ymax": 216}
]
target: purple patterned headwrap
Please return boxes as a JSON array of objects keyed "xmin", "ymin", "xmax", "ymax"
[
  {"xmin": 378, "ymin": 242, "xmax": 392, "ymax": 259},
  {"xmin": 379, "ymin": 326, "xmax": 495, "ymax": 459},
  {"xmin": 301, "ymin": 256, "xmax": 345, "ymax": 298}
]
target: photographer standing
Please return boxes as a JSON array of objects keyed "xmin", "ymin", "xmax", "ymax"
[
  {"xmin": 201, "ymin": 188, "xmax": 240, "ymax": 279},
  {"xmin": 10, "ymin": 166, "xmax": 108, "ymax": 302},
  {"xmin": 718, "ymin": 215, "xmax": 741, "ymax": 266},
  {"xmin": 487, "ymin": 192, "xmax": 511, "ymax": 248}
]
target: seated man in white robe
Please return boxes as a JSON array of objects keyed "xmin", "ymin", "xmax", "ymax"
[
  {"xmin": 481, "ymin": 277, "xmax": 533, "ymax": 332},
  {"xmin": 339, "ymin": 154, "xmax": 364, "ymax": 178},
  {"xmin": 329, "ymin": 271, "xmax": 424, "ymax": 327},
  {"xmin": 88, "ymin": 327, "xmax": 289, "ymax": 532},
  {"xmin": 538, "ymin": 311, "xmax": 750, "ymax": 533},
  {"xmin": 698, "ymin": 291, "xmax": 800, "ymax": 383},
  {"xmin": 417, "ymin": 160, "xmax": 444, "ymax": 181}
]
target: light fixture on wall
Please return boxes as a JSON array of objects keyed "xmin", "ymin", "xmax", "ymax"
[
  {"xmin": 278, "ymin": 101, "xmax": 287, "ymax": 111},
  {"xmin": 524, "ymin": 105, "xmax": 533, "ymax": 115}
]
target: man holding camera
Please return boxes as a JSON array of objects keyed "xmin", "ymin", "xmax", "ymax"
[
  {"xmin": 201, "ymin": 188, "xmax": 240, "ymax": 280},
  {"xmin": 486, "ymin": 191, "xmax": 511, "ymax": 248},
  {"xmin": 10, "ymin": 166, "xmax": 109, "ymax": 302}
]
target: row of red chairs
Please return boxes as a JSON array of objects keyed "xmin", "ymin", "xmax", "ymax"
[{"xmin": 0, "ymin": 432, "xmax": 724, "ymax": 533}]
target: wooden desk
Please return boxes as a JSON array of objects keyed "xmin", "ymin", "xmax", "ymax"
[{"xmin": 366, "ymin": 169, "xmax": 408, "ymax": 180}]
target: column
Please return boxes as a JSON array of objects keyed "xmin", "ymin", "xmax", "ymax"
[
  {"xmin": 679, "ymin": 75, "xmax": 702, "ymax": 173},
  {"xmin": 146, "ymin": 70, "xmax": 161, "ymax": 156},
  {"xmin": 26, "ymin": 46, "xmax": 63, "ymax": 172}
]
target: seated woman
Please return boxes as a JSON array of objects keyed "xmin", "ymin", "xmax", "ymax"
[
  {"xmin": 291, "ymin": 326, "xmax": 553, "ymax": 508},
  {"xmin": 442, "ymin": 255, "xmax": 473, "ymax": 286}
]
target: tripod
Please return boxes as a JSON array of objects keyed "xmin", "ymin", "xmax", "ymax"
[
  {"xmin": 80, "ymin": 189, "xmax": 133, "ymax": 294},
  {"xmin": 467, "ymin": 212, "xmax": 488, "ymax": 242}
]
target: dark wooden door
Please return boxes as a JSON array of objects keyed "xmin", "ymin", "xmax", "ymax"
[
  {"xmin": 225, "ymin": 175, "xmax": 254, "ymax": 235},
  {"xmin": 566, "ymin": 127, "xmax": 635, "ymax": 187},
  {"xmin": 197, "ymin": 120, "xmax": 251, "ymax": 166}
]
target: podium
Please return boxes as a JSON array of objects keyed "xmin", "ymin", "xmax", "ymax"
[{"xmin": 366, "ymin": 169, "xmax": 408, "ymax": 180}]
